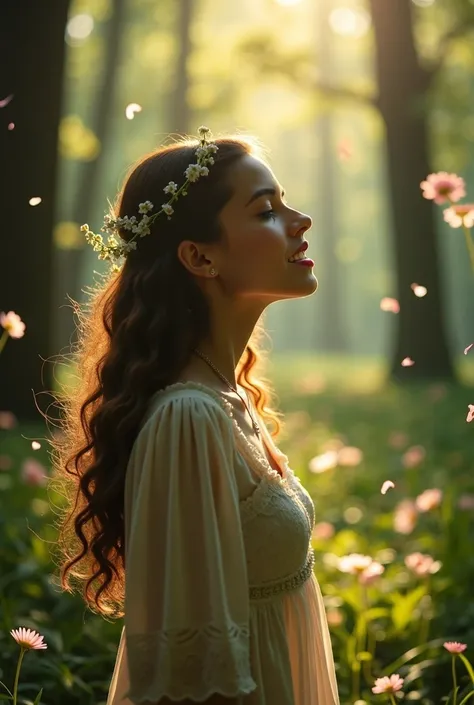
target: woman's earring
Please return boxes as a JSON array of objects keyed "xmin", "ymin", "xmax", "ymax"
[{"xmin": 210, "ymin": 267, "xmax": 217, "ymax": 276}]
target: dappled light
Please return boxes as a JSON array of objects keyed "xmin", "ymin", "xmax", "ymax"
[{"xmin": 2, "ymin": 0, "xmax": 474, "ymax": 702}]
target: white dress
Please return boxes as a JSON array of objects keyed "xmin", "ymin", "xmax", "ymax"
[{"xmin": 106, "ymin": 381, "xmax": 340, "ymax": 705}]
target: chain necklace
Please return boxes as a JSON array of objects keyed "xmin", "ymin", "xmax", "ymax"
[{"xmin": 193, "ymin": 348, "xmax": 261, "ymax": 437}]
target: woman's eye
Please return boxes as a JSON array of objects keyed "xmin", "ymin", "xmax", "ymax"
[{"xmin": 258, "ymin": 209, "xmax": 277, "ymax": 221}]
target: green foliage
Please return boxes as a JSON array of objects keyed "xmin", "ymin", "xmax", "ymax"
[{"xmin": 1, "ymin": 354, "xmax": 474, "ymax": 703}]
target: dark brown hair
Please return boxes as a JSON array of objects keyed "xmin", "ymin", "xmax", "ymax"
[{"xmin": 49, "ymin": 134, "xmax": 284, "ymax": 619}]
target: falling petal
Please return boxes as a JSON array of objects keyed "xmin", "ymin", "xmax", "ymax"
[
  {"xmin": 31, "ymin": 441, "xmax": 41, "ymax": 450},
  {"xmin": 7, "ymin": 122, "xmax": 14, "ymax": 130},
  {"xmin": 125, "ymin": 103, "xmax": 142, "ymax": 120},
  {"xmin": 464, "ymin": 343, "xmax": 474, "ymax": 355},
  {"xmin": 29, "ymin": 197, "xmax": 42, "ymax": 206},
  {"xmin": 380, "ymin": 297, "xmax": 400, "ymax": 313},
  {"xmin": 411, "ymin": 283, "xmax": 427, "ymax": 297},
  {"xmin": 467, "ymin": 405, "xmax": 474, "ymax": 423},
  {"xmin": 381, "ymin": 480, "xmax": 395, "ymax": 495},
  {"xmin": 401, "ymin": 357, "xmax": 415, "ymax": 367},
  {"xmin": 0, "ymin": 94, "xmax": 13, "ymax": 108},
  {"xmin": 337, "ymin": 138, "xmax": 353, "ymax": 161}
]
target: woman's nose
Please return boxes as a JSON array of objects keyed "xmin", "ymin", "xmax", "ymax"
[{"xmin": 292, "ymin": 212, "xmax": 312, "ymax": 236}]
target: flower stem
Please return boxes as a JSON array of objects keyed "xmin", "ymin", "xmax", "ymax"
[
  {"xmin": 462, "ymin": 225, "xmax": 474, "ymax": 275},
  {"xmin": 453, "ymin": 655, "xmax": 458, "ymax": 705},
  {"xmin": 13, "ymin": 648, "xmax": 26, "ymax": 705},
  {"xmin": 0, "ymin": 679, "xmax": 13, "ymax": 697},
  {"xmin": 389, "ymin": 694, "xmax": 397, "ymax": 705},
  {"xmin": 0, "ymin": 329, "xmax": 9, "ymax": 355}
]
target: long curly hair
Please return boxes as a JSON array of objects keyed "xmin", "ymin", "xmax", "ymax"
[{"xmin": 49, "ymin": 133, "xmax": 284, "ymax": 620}]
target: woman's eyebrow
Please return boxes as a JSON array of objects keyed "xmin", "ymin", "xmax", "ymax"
[{"xmin": 245, "ymin": 186, "xmax": 286, "ymax": 207}]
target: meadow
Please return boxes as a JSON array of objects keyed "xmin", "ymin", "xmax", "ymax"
[{"xmin": 1, "ymin": 353, "xmax": 474, "ymax": 704}]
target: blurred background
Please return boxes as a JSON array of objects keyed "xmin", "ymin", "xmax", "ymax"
[{"xmin": 1, "ymin": 0, "xmax": 474, "ymax": 703}]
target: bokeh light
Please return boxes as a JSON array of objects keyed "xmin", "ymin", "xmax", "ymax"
[
  {"xmin": 329, "ymin": 7, "xmax": 371, "ymax": 38},
  {"xmin": 66, "ymin": 14, "xmax": 94, "ymax": 41},
  {"xmin": 274, "ymin": 0, "xmax": 305, "ymax": 5}
]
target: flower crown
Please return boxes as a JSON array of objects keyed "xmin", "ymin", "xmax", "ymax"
[{"xmin": 81, "ymin": 126, "xmax": 219, "ymax": 271}]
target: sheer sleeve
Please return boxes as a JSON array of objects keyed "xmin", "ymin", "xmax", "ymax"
[{"xmin": 122, "ymin": 390, "xmax": 258, "ymax": 704}]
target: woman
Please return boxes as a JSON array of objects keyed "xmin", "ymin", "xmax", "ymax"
[{"xmin": 51, "ymin": 127, "xmax": 340, "ymax": 704}]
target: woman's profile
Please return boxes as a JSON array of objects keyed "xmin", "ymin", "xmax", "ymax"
[{"xmin": 50, "ymin": 127, "xmax": 340, "ymax": 704}]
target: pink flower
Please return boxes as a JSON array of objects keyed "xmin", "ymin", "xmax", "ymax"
[
  {"xmin": 312, "ymin": 521, "xmax": 335, "ymax": 540},
  {"xmin": 388, "ymin": 431, "xmax": 408, "ymax": 450},
  {"xmin": 381, "ymin": 480, "xmax": 395, "ymax": 495},
  {"xmin": 420, "ymin": 172, "xmax": 466, "ymax": 204},
  {"xmin": 360, "ymin": 561, "xmax": 385, "ymax": 585},
  {"xmin": 401, "ymin": 357, "xmax": 415, "ymax": 367},
  {"xmin": 309, "ymin": 450, "xmax": 339, "ymax": 474},
  {"xmin": 21, "ymin": 458, "xmax": 48, "ymax": 487},
  {"xmin": 372, "ymin": 673, "xmax": 404, "ymax": 694},
  {"xmin": 444, "ymin": 641, "xmax": 467, "ymax": 654},
  {"xmin": 458, "ymin": 494, "xmax": 474, "ymax": 511},
  {"xmin": 10, "ymin": 627, "xmax": 47, "ymax": 650},
  {"xmin": 0, "ymin": 454, "xmax": 13, "ymax": 471},
  {"xmin": 338, "ymin": 553, "xmax": 373, "ymax": 574},
  {"xmin": 416, "ymin": 488, "xmax": 442, "ymax": 512},
  {"xmin": 326, "ymin": 608, "xmax": 343, "ymax": 626},
  {"xmin": 443, "ymin": 204, "xmax": 474, "ymax": 228},
  {"xmin": 0, "ymin": 410, "xmax": 17, "ymax": 429},
  {"xmin": 338, "ymin": 446, "xmax": 363, "ymax": 467},
  {"xmin": 467, "ymin": 405, "xmax": 474, "ymax": 423},
  {"xmin": 402, "ymin": 445, "xmax": 426, "ymax": 468},
  {"xmin": 380, "ymin": 297, "xmax": 400, "ymax": 314},
  {"xmin": 393, "ymin": 499, "xmax": 418, "ymax": 534},
  {"xmin": 405, "ymin": 552, "xmax": 442, "ymax": 576},
  {"xmin": 464, "ymin": 343, "xmax": 474, "ymax": 355},
  {"xmin": 0, "ymin": 310, "xmax": 26, "ymax": 338}
]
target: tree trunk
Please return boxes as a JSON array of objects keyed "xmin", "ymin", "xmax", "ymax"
[
  {"xmin": 169, "ymin": 0, "xmax": 194, "ymax": 135},
  {"xmin": 0, "ymin": 0, "xmax": 70, "ymax": 421},
  {"xmin": 54, "ymin": 0, "xmax": 126, "ymax": 356},
  {"xmin": 369, "ymin": 0, "xmax": 454, "ymax": 380}
]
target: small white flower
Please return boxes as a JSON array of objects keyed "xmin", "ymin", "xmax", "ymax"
[
  {"xmin": 184, "ymin": 164, "xmax": 202, "ymax": 182},
  {"xmin": 199, "ymin": 165, "xmax": 209, "ymax": 177},
  {"xmin": 161, "ymin": 203, "xmax": 174, "ymax": 216},
  {"xmin": 198, "ymin": 125, "xmax": 210, "ymax": 136},
  {"xmin": 121, "ymin": 216, "xmax": 137, "ymax": 231},
  {"xmin": 164, "ymin": 181, "xmax": 178, "ymax": 195},
  {"xmin": 80, "ymin": 224, "xmax": 89, "ymax": 232},
  {"xmin": 138, "ymin": 200, "xmax": 153, "ymax": 214},
  {"xmin": 107, "ymin": 235, "xmax": 119, "ymax": 248},
  {"xmin": 133, "ymin": 219, "xmax": 151, "ymax": 237}
]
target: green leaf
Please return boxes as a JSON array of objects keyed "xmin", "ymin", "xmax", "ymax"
[
  {"xmin": 33, "ymin": 689, "xmax": 43, "ymax": 705},
  {"xmin": 0, "ymin": 682, "xmax": 13, "ymax": 698},
  {"xmin": 459, "ymin": 690, "xmax": 474, "ymax": 705},
  {"xmin": 382, "ymin": 637, "xmax": 446, "ymax": 675},
  {"xmin": 364, "ymin": 607, "xmax": 390, "ymax": 622},
  {"xmin": 391, "ymin": 585, "xmax": 427, "ymax": 632},
  {"xmin": 459, "ymin": 654, "xmax": 474, "ymax": 685}
]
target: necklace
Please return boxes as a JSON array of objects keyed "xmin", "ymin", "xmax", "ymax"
[{"xmin": 193, "ymin": 348, "xmax": 261, "ymax": 438}]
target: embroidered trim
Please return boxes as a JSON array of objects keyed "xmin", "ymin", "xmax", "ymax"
[{"xmin": 249, "ymin": 548, "xmax": 315, "ymax": 601}]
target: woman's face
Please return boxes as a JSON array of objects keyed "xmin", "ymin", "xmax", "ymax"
[{"xmin": 214, "ymin": 154, "xmax": 317, "ymax": 305}]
